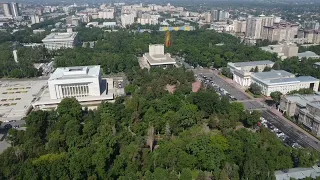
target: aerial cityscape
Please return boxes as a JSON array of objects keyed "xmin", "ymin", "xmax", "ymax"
[{"xmin": 1, "ymin": 0, "xmax": 320, "ymax": 179}]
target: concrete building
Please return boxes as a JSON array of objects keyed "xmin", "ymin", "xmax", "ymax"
[
  {"xmin": 204, "ymin": 12, "xmax": 211, "ymax": 23},
  {"xmin": 121, "ymin": 13, "xmax": 135, "ymax": 27},
  {"xmin": 142, "ymin": 44, "xmax": 176, "ymax": 68},
  {"xmin": 246, "ymin": 16, "xmax": 274, "ymax": 40},
  {"xmin": 297, "ymin": 30, "xmax": 320, "ymax": 44},
  {"xmin": 42, "ymin": 32, "xmax": 78, "ymax": 50},
  {"xmin": 10, "ymin": 2, "xmax": 20, "ymax": 17},
  {"xmin": 298, "ymin": 102, "xmax": 320, "ymax": 136},
  {"xmin": 2, "ymin": 3, "xmax": 11, "ymax": 17},
  {"xmin": 219, "ymin": 11, "xmax": 229, "ymax": 21},
  {"xmin": 98, "ymin": 10, "xmax": 114, "ymax": 19},
  {"xmin": 66, "ymin": 15, "xmax": 81, "ymax": 27},
  {"xmin": 228, "ymin": 60, "xmax": 274, "ymax": 87},
  {"xmin": 228, "ymin": 60, "xmax": 274, "ymax": 73},
  {"xmin": 279, "ymin": 93, "xmax": 320, "ymax": 117},
  {"xmin": 303, "ymin": 21, "xmax": 320, "ymax": 30},
  {"xmin": 260, "ymin": 43, "xmax": 298, "ymax": 60},
  {"xmin": 233, "ymin": 20, "xmax": 246, "ymax": 33},
  {"xmin": 275, "ymin": 165, "xmax": 320, "ymax": 180},
  {"xmin": 261, "ymin": 23, "xmax": 299, "ymax": 42},
  {"xmin": 102, "ymin": 22, "xmax": 117, "ymax": 28},
  {"xmin": 251, "ymin": 70, "xmax": 319, "ymax": 96},
  {"xmin": 48, "ymin": 66, "xmax": 101, "ymax": 99},
  {"xmin": 137, "ymin": 13, "xmax": 159, "ymax": 25},
  {"xmin": 30, "ymin": 15, "xmax": 40, "ymax": 24},
  {"xmin": 33, "ymin": 65, "xmax": 115, "ymax": 110},
  {"xmin": 210, "ymin": 21, "xmax": 234, "ymax": 32},
  {"xmin": 211, "ymin": 9, "xmax": 219, "ymax": 21}
]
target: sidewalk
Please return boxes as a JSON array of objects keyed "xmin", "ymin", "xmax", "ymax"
[
  {"xmin": 213, "ymin": 70, "xmax": 253, "ymax": 99},
  {"xmin": 269, "ymin": 107, "xmax": 320, "ymax": 144},
  {"xmin": 214, "ymin": 70, "xmax": 320, "ymax": 144}
]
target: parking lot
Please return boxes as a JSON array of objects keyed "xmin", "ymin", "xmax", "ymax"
[
  {"xmin": 260, "ymin": 116, "xmax": 302, "ymax": 148},
  {"xmin": 197, "ymin": 73, "xmax": 238, "ymax": 101},
  {"xmin": 197, "ymin": 71, "xmax": 250, "ymax": 101}
]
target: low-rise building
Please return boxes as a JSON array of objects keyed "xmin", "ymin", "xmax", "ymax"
[
  {"xmin": 142, "ymin": 44, "xmax": 176, "ymax": 68},
  {"xmin": 275, "ymin": 165, "xmax": 320, "ymax": 180},
  {"xmin": 228, "ymin": 60, "xmax": 274, "ymax": 73},
  {"xmin": 33, "ymin": 65, "xmax": 115, "ymax": 110},
  {"xmin": 298, "ymin": 102, "xmax": 320, "ymax": 136},
  {"xmin": 260, "ymin": 43, "xmax": 299, "ymax": 60},
  {"xmin": 297, "ymin": 51, "xmax": 320, "ymax": 60},
  {"xmin": 251, "ymin": 70, "xmax": 319, "ymax": 96},
  {"xmin": 228, "ymin": 60, "xmax": 274, "ymax": 87},
  {"xmin": 42, "ymin": 32, "xmax": 78, "ymax": 50},
  {"xmin": 279, "ymin": 93, "xmax": 320, "ymax": 117}
]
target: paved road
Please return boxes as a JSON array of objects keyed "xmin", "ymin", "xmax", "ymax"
[
  {"xmin": 1, "ymin": 120, "xmax": 26, "ymax": 128},
  {"xmin": 190, "ymin": 66, "xmax": 320, "ymax": 151},
  {"xmin": 197, "ymin": 71, "xmax": 250, "ymax": 101},
  {"xmin": 262, "ymin": 110, "xmax": 320, "ymax": 150}
]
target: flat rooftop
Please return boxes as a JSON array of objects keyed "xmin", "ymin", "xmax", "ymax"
[
  {"xmin": 42, "ymin": 32, "xmax": 78, "ymax": 42},
  {"xmin": 253, "ymin": 70, "xmax": 294, "ymax": 80},
  {"xmin": 0, "ymin": 80, "xmax": 47, "ymax": 121},
  {"xmin": 284, "ymin": 94, "xmax": 320, "ymax": 107},
  {"xmin": 298, "ymin": 51, "xmax": 320, "ymax": 59},
  {"xmin": 252, "ymin": 70, "xmax": 319, "ymax": 85},
  {"xmin": 232, "ymin": 60, "xmax": 274, "ymax": 67},
  {"xmin": 144, "ymin": 53, "xmax": 176, "ymax": 66},
  {"xmin": 49, "ymin": 65, "xmax": 100, "ymax": 81},
  {"xmin": 33, "ymin": 78, "xmax": 114, "ymax": 108}
]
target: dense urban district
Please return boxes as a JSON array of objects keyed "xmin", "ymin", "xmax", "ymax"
[{"xmin": 1, "ymin": 1, "xmax": 320, "ymax": 180}]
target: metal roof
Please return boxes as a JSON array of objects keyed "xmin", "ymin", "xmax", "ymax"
[
  {"xmin": 253, "ymin": 70, "xmax": 294, "ymax": 80},
  {"xmin": 49, "ymin": 65, "xmax": 100, "ymax": 81},
  {"xmin": 233, "ymin": 60, "xmax": 274, "ymax": 67},
  {"xmin": 298, "ymin": 51, "xmax": 320, "ymax": 58}
]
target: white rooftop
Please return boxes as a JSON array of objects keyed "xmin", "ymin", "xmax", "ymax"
[
  {"xmin": 42, "ymin": 32, "xmax": 78, "ymax": 42},
  {"xmin": 284, "ymin": 93, "xmax": 320, "ymax": 107},
  {"xmin": 298, "ymin": 51, "xmax": 320, "ymax": 59},
  {"xmin": 144, "ymin": 53, "xmax": 176, "ymax": 66},
  {"xmin": 252, "ymin": 70, "xmax": 319, "ymax": 85},
  {"xmin": 49, "ymin": 65, "xmax": 101, "ymax": 81},
  {"xmin": 0, "ymin": 80, "xmax": 47, "ymax": 121},
  {"xmin": 231, "ymin": 60, "xmax": 274, "ymax": 67}
]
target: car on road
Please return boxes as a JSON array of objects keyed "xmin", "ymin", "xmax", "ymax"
[{"xmin": 4, "ymin": 124, "xmax": 12, "ymax": 129}]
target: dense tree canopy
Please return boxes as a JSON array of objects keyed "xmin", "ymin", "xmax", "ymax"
[
  {"xmin": 0, "ymin": 28, "xmax": 280, "ymax": 78},
  {"xmin": 1, "ymin": 68, "xmax": 318, "ymax": 180}
]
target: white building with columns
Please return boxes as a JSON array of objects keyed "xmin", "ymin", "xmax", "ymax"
[
  {"xmin": 228, "ymin": 60, "xmax": 274, "ymax": 87},
  {"xmin": 33, "ymin": 65, "xmax": 115, "ymax": 110},
  {"xmin": 48, "ymin": 66, "xmax": 101, "ymax": 99}
]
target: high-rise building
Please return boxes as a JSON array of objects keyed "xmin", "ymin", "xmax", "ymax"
[
  {"xmin": 246, "ymin": 17, "xmax": 263, "ymax": 39},
  {"xmin": 121, "ymin": 13, "xmax": 135, "ymax": 27},
  {"xmin": 219, "ymin": 11, "xmax": 229, "ymax": 21},
  {"xmin": 10, "ymin": 2, "xmax": 20, "ymax": 17},
  {"xmin": 246, "ymin": 16, "xmax": 275, "ymax": 40},
  {"xmin": 204, "ymin": 12, "xmax": 211, "ymax": 23},
  {"xmin": 233, "ymin": 20, "xmax": 246, "ymax": 33},
  {"xmin": 303, "ymin": 21, "xmax": 320, "ymax": 30},
  {"xmin": 30, "ymin": 15, "xmax": 40, "ymax": 24},
  {"xmin": 261, "ymin": 23, "xmax": 299, "ymax": 42},
  {"xmin": 211, "ymin": 9, "xmax": 219, "ymax": 21},
  {"xmin": 2, "ymin": 3, "xmax": 11, "ymax": 17}
]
